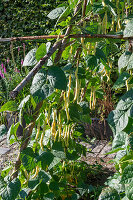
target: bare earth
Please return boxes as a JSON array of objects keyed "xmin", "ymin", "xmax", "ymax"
[{"xmin": 0, "ymin": 136, "xmax": 116, "ymax": 173}]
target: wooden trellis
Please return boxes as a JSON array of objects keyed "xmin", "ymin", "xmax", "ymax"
[
  {"xmin": 0, "ymin": 33, "xmax": 132, "ymax": 99},
  {"xmin": 1, "ymin": 0, "xmax": 133, "ymax": 181}
]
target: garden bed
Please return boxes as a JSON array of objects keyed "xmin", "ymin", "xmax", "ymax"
[{"xmin": 0, "ymin": 136, "xmax": 115, "ymax": 172}]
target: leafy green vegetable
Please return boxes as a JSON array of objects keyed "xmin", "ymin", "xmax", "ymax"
[
  {"xmin": 0, "ymin": 101, "xmax": 18, "ymax": 112},
  {"xmin": 47, "ymin": 7, "xmax": 66, "ymax": 19},
  {"xmin": 123, "ymin": 19, "xmax": 133, "ymax": 37},
  {"xmin": 99, "ymin": 187, "xmax": 120, "ymax": 200},
  {"xmin": 112, "ymin": 72, "xmax": 130, "ymax": 89},
  {"xmin": 118, "ymin": 51, "xmax": 131, "ymax": 73},
  {"xmin": 30, "ymin": 69, "xmax": 54, "ymax": 103},
  {"xmin": 47, "ymin": 66, "xmax": 67, "ymax": 90},
  {"xmin": 36, "ymin": 43, "xmax": 47, "ymax": 62},
  {"xmin": 1, "ymin": 178, "xmax": 21, "ymax": 200},
  {"xmin": 23, "ymin": 48, "xmax": 37, "ymax": 66}
]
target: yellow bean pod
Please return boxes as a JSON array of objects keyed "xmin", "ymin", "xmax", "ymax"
[
  {"xmin": 111, "ymin": 16, "xmax": 115, "ymax": 31},
  {"xmin": 23, "ymin": 169, "xmax": 30, "ymax": 184},
  {"xmin": 40, "ymin": 132, "xmax": 44, "ymax": 150},
  {"xmin": 47, "ymin": 105, "xmax": 51, "ymax": 126},
  {"xmin": 90, "ymin": 90, "xmax": 93, "ymax": 110},
  {"xmin": 24, "ymin": 169, "xmax": 29, "ymax": 180},
  {"xmin": 81, "ymin": 38, "xmax": 88, "ymax": 51},
  {"xmin": 67, "ymin": 74, "xmax": 71, "ymax": 99},
  {"xmin": 58, "ymin": 113, "xmax": 62, "ymax": 141},
  {"xmin": 40, "ymin": 121, "xmax": 46, "ymax": 150},
  {"xmin": 35, "ymin": 120, "xmax": 40, "ymax": 140},
  {"xmin": 126, "ymin": 80, "xmax": 129, "ymax": 91},
  {"xmin": 117, "ymin": 16, "xmax": 121, "ymax": 30},
  {"xmin": 90, "ymin": 0, "xmax": 93, "ymax": 5},
  {"xmin": 32, "ymin": 166, "xmax": 39, "ymax": 179},
  {"xmin": 74, "ymin": 78, "xmax": 78, "ymax": 102},
  {"xmin": 51, "ymin": 109, "xmax": 57, "ymax": 138},
  {"xmin": 66, "ymin": 124, "xmax": 70, "ymax": 147},
  {"xmin": 92, "ymin": 90, "xmax": 96, "ymax": 110},
  {"xmin": 77, "ymin": 79, "xmax": 81, "ymax": 103},
  {"xmin": 102, "ymin": 0, "xmax": 105, "ymax": 7},
  {"xmin": 80, "ymin": 88, "xmax": 84, "ymax": 102}
]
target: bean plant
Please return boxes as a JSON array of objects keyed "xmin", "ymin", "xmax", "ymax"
[{"xmin": 0, "ymin": 0, "xmax": 133, "ymax": 199}]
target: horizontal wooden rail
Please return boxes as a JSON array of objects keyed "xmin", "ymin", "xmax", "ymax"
[{"xmin": 1, "ymin": 34, "xmax": 133, "ymax": 42}]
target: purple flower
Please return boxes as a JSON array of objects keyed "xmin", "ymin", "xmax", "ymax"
[
  {"xmin": 0, "ymin": 70, "xmax": 4, "ymax": 78},
  {"xmin": 21, "ymin": 59, "xmax": 24, "ymax": 65},
  {"xmin": 18, "ymin": 46, "xmax": 20, "ymax": 52},
  {"xmin": 1, "ymin": 63, "xmax": 4, "ymax": 69},
  {"xmin": 4, "ymin": 66, "xmax": 6, "ymax": 73},
  {"xmin": 23, "ymin": 43, "xmax": 25, "ymax": 50}
]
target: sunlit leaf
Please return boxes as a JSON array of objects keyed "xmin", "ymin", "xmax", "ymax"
[
  {"xmin": 127, "ymin": 53, "xmax": 133, "ymax": 70},
  {"xmin": 36, "ymin": 43, "xmax": 47, "ymax": 62},
  {"xmin": 112, "ymin": 72, "xmax": 130, "ymax": 89},
  {"xmin": 118, "ymin": 51, "xmax": 131, "ymax": 73},
  {"xmin": 1, "ymin": 178, "xmax": 21, "ymax": 200},
  {"xmin": 124, "ymin": 19, "xmax": 133, "ymax": 37},
  {"xmin": 99, "ymin": 187, "xmax": 120, "ymax": 200},
  {"xmin": 23, "ymin": 48, "xmax": 37, "ymax": 66},
  {"xmin": 47, "ymin": 7, "xmax": 66, "ymax": 19},
  {"xmin": 0, "ymin": 101, "xmax": 18, "ymax": 112},
  {"xmin": 30, "ymin": 69, "xmax": 54, "ymax": 103}
]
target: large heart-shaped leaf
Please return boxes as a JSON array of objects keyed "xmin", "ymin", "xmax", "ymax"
[
  {"xmin": 1, "ymin": 178, "xmax": 21, "ymax": 200},
  {"xmin": 36, "ymin": 43, "xmax": 47, "ymax": 62},
  {"xmin": 112, "ymin": 131, "xmax": 128, "ymax": 150},
  {"xmin": 30, "ymin": 69, "xmax": 54, "ymax": 103},
  {"xmin": 116, "ymin": 89, "xmax": 133, "ymax": 111},
  {"xmin": 112, "ymin": 72, "xmax": 130, "ymax": 89},
  {"xmin": 56, "ymin": 6, "xmax": 71, "ymax": 24},
  {"xmin": 123, "ymin": 117, "xmax": 133, "ymax": 134},
  {"xmin": 118, "ymin": 51, "xmax": 131, "ymax": 73},
  {"xmin": 0, "ymin": 176, "xmax": 6, "ymax": 193},
  {"xmin": 47, "ymin": 7, "xmax": 66, "ymax": 19},
  {"xmin": 99, "ymin": 187, "xmax": 120, "ymax": 200},
  {"xmin": 47, "ymin": 66, "xmax": 67, "ymax": 90},
  {"xmin": 38, "ymin": 170, "xmax": 51, "ymax": 183},
  {"xmin": 121, "ymin": 164, "xmax": 133, "ymax": 184},
  {"xmin": 23, "ymin": 48, "xmax": 37, "ymax": 66},
  {"xmin": 123, "ymin": 19, "xmax": 133, "ymax": 37},
  {"xmin": 108, "ymin": 107, "xmax": 133, "ymax": 134},
  {"xmin": 125, "ymin": 182, "xmax": 133, "ymax": 200},
  {"xmin": 127, "ymin": 53, "xmax": 133, "ymax": 70},
  {"xmin": 85, "ymin": 55, "xmax": 97, "ymax": 70},
  {"xmin": 48, "ymin": 157, "xmax": 61, "ymax": 170},
  {"xmin": 51, "ymin": 141, "xmax": 66, "ymax": 159},
  {"xmin": 95, "ymin": 48, "xmax": 107, "ymax": 62},
  {"xmin": 28, "ymin": 179, "xmax": 40, "ymax": 190},
  {"xmin": 36, "ymin": 151, "xmax": 54, "ymax": 169},
  {"xmin": 20, "ymin": 147, "xmax": 36, "ymax": 173},
  {"xmin": 108, "ymin": 90, "xmax": 133, "ymax": 135},
  {"xmin": 69, "ymin": 103, "xmax": 81, "ymax": 122}
]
